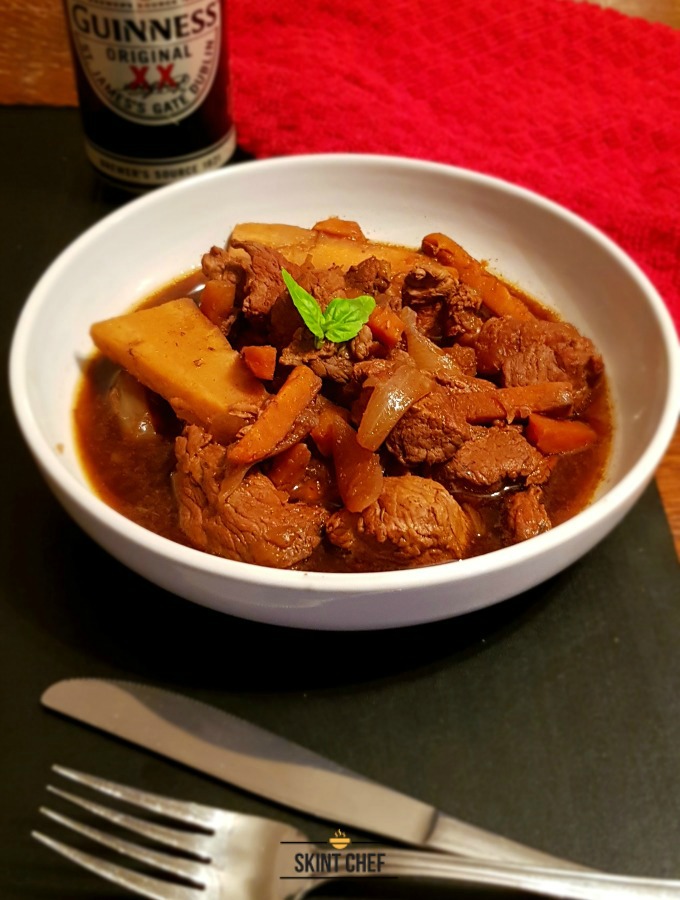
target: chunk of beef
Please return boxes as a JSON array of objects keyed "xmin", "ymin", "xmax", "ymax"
[
  {"xmin": 235, "ymin": 242, "xmax": 290, "ymax": 322},
  {"xmin": 442, "ymin": 343, "xmax": 477, "ymax": 376},
  {"xmin": 174, "ymin": 425, "xmax": 326, "ymax": 568},
  {"xmin": 505, "ymin": 485, "xmax": 552, "ymax": 542},
  {"xmin": 199, "ymin": 247, "xmax": 248, "ymax": 335},
  {"xmin": 231, "ymin": 244, "xmax": 351, "ymax": 346},
  {"xmin": 309, "ymin": 354, "xmax": 355, "ymax": 383},
  {"xmin": 350, "ymin": 325, "xmax": 373, "ymax": 361},
  {"xmin": 201, "ymin": 246, "xmax": 246, "ymax": 283},
  {"xmin": 273, "ymin": 261, "xmax": 346, "ymax": 345},
  {"xmin": 443, "ymin": 283, "xmax": 483, "ymax": 339},
  {"xmin": 403, "ymin": 264, "xmax": 457, "ymax": 306},
  {"xmin": 280, "ymin": 329, "xmax": 355, "ymax": 383},
  {"xmin": 349, "ymin": 324, "xmax": 384, "ymax": 361},
  {"xmin": 433, "ymin": 425, "xmax": 549, "ymax": 492},
  {"xmin": 385, "ymin": 387, "xmax": 475, "ymax": 466},
  {"xmin": 345, "ymin": 257, "xmax": 392, "ymax": 297},
  {"xmin": 274, "ymin": 261, "xmax": 349, "ymax": 348},
  {"xmin": 412, "ymin": 303, "xmax": 442, "ymax": 340},
  {"xmin": 268, "ymin": 290, "xmax": 302, "ymax": 348},
  {"xmin": 475, "ymin": 317, "xmax": 603, "ymax": 404},
  {"xmin": 352, "ymin": 349, "xmax": 413, "ymax": 383},
  {"xmin": 326, "ymin": 475, "xmax": 473, "ymax": 568},
  {"xmin": 298, "ymin": 263, "xmax": 347, "ymax": 310},
  {"xmin": 402, "ymin": 264, "xmax": 458, "ymax": 339},
  {"xmin": 401, "ymin": 264, "xmax": 483, "ymax": 341}
]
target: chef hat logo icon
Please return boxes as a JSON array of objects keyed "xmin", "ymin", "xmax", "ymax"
[{"xmin": 328, "ymin": 829, "xmax": 351, "ymax": 850}]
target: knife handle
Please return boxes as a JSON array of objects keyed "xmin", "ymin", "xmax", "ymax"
[{"xmin": 425, "ymin": 812, "xmax": 588, "ymax": 871}]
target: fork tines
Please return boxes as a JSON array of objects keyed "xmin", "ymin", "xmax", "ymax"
[{"xmin": 33, "ymin": 766, "xmax": 225, "ymax": 900}]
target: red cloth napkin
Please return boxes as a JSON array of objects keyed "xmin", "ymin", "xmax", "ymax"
[{"xmin": 229, "ymin": 0, "xmax": 680, "ymax": 334}]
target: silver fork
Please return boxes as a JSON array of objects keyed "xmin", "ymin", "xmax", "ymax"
[{"xmin": 33, "ymin": 766, "xmax": 680, "ymax": 900}]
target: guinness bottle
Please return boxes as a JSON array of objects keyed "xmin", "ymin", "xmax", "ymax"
[{"xmin": 63, "ymin": 0, "xmax": 236, "ymax": 188}]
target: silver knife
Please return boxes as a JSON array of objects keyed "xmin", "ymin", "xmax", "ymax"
[{"xmin": 42, "ymin": 677, "xmax": 585, "ymax": 871}]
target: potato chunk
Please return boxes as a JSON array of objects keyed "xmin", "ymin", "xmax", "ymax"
[
  {"xmin": 91, "ymin": 298, "xmax": 268, "ymax": 442},
  {"xmin": 229, "ymin": 222, "xmax": 445, "ymax": 276}
]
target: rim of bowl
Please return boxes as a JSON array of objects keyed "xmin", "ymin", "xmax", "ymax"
[{"xmin": 9, "ymin": 153, "xmax": 680, "ymax": 597}]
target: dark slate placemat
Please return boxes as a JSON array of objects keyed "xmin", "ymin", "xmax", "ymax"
[{"xmin": 1, "ymin": 109, "xmax": 679, "ymax": 899}]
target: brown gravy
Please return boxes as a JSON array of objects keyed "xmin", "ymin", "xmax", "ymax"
[{"xmin": 73, "ymin": 268, "xmax": 613, "ymax": 572}]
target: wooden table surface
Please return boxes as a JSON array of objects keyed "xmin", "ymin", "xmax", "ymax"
[{"xmin": 1, "ymin": 0, "xmax": 678, "ymax": 556}]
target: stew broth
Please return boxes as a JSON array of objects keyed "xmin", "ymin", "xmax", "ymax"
[{"xmin": 74, "ymin": 258, "xmax": 613, "ymax": 572}]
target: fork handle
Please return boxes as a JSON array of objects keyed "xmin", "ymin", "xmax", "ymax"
[
  {"xmin": 424, "ymin": 811, "xmax": 589, "ymax": 870},
  {"xmin": 377, "ymin": 849, "xmax": 680, "ymax": 899}
]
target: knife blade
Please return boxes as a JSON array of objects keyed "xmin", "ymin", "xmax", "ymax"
[{"xmin": 42, "ymin": 678, "xmax": 584, "ymax": 870}]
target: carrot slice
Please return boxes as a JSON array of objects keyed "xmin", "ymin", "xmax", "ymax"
[
  {"xmin": 241, "ymin": 345, "xmax": 277, "ymax": 380},
  {"xmin": 368, "ymin": 306, "xmax": 405, "ymax": 349},
  {"xmin": 449, "ymin": 382, "xmax": 573, "ymax": 424},
  {"xmin": 312, "ymin": 217, "xmax": 366, "ymax": 240},
  {"xmin": 200, "ymin": 279, "xmax": 236, "ymax": 326},
  {"xmin": 268, "ymin": 443, "xmax": 312, "ymax": 492},
  {"xmin": 526, "ymin": 413, "xmax": 598, "ymax": 454},
  {"xmin": 496, "ymin": 383, "xmax": 573, "ymax": 418},
  {"xmin": 310, "ymin": 397, "xmax": 351, "ymax": 457},
  {"xmin": 227, "ymin": 365, "xmax": 321, "ymax": 465},
  {"xmin": 332, "ymin": 416, "xmax": 384, "ymax": 513},
  {"xmin": 422, "ymin": 232, "xmax": 534, "ymax": 320}
]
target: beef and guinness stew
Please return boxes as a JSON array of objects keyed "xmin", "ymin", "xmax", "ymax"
[{"xmin": 74, "ymin": 219, "xmax": 612, "ymax": 572}]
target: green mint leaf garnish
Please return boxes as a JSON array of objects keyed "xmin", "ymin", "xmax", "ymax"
[
  {"xmin": 323, "ymin": 295, "xmax": 376, "ymax": 343},
  {"xmin": 281, "ymin": 269, "xmax": 325, "ymax": 343},
  {"xmin": 282, "ymin": 269, "xmax": 376, "ymax": 347}
]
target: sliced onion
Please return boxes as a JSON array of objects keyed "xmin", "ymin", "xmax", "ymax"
[
  {"xmin": 108, "ymin": 369, "xmax": 157, "ymax": 439},
  {"xmin": 357, "ymin": 364, "xmax": 435, "ymax": 451},
  {"xmin": 399, "ymin": 307, "xmax": 463, "ymax": 379}
]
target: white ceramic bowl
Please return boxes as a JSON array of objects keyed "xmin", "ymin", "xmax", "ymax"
[{"xmin": 10, "ymin": 154, "xmax": 680, "ymax": 629}]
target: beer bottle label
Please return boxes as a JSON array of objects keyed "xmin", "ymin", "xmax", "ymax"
[{"xmin": 65, "ymin": 0, "xmax": 223, "ymax": 127}]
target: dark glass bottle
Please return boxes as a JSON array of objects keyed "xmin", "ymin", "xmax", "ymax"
[{"xmin": 63, "ymin": 0, "xmax": 236, "ymax": 189}]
